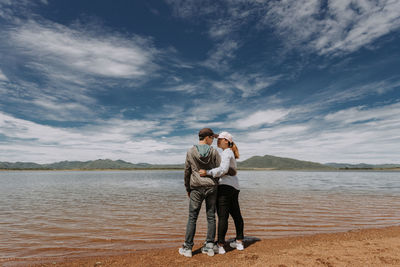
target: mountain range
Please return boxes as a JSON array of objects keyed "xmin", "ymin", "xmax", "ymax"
[
  {"xmin": 0, "ymin": 159, "xmax": 182, "ymax": 170},
  {"xmin": 1, "ymin": 155, "xmax": 398, "ymax": 170}
]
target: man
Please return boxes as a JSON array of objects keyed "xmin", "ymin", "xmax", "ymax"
[{"xmin": 179, "ymin": 128, "xmax": 220, "ymax": 257}]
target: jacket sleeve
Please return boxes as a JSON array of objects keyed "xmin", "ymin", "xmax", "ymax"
[
  {"xmin": 207, "ymin": 151, "xmax": 230, "ymax": 178},
  {"xmin": 184, "ymin": 152, "xmax": 192, "ymax": 192}
]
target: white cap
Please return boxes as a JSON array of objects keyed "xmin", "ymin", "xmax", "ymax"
[{"xmin": 218, "ymin": 131, "xmax": 233, "ymax": 143}]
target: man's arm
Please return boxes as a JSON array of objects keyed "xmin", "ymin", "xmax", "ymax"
[{"xmin": 184, "ymin": 152, "xmax": 192, "ymax": 195}]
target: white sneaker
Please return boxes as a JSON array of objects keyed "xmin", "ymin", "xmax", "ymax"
[
  {"xmin": 213, "ymin": 244, "xmax": 219, "ymax": 254},
  {"xmin": 179, "ymin": 246, "xmax": 192, "ymax": 257},
  {"xmin": 230, "ymin": 240, "xmax": 244, "ymax": 250},
  {"xmin": 201, "ymin": 242, "xmax": 215, "ymax": 256},
  {"xmin": 217, "ymin": 244, "xmax": 226, "ymax": 254}
]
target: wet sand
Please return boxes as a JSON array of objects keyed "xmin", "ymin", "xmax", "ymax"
[{"xmin": 3, "ymin": 226, "xmax": 400, "ymax": 267}]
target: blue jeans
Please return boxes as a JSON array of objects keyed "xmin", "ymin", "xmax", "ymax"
[{"xmin": 184, "ymin": 187, "xmax": 217, "ymax": 249}]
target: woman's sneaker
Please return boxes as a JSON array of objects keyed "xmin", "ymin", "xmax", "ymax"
[
  {"xmin": 201, "ymin": 242, "xmax": 215, "ymax": 256},
  {"xmin": 230, "ymin": 240, "xmax": 244, "ymax": 250},
  {"xmin": 217, "ymin": 244, "xmax": 226, "ymax": 254},
  {"xmin": 179, "ymin": 245, "xmax": 192, "ymax": 257}
]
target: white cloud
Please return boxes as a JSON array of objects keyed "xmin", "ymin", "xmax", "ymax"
[
  {"xmin": 233, "ymin": 109, "xmax": 290, "ymax": 129},
  {"xmin": 0, "ymin": 111, "xmax": 183, "ymax": 164},
  {"xmin": 166, "ymin": 0, "xmax": 219, "ymax": 18},
  {"xmin": 0, "ymin": 19, "xmax": 163, "ymax": 122},
  {"xmin": 1, "ymin": 100, "xmax": 400, "ymax": 164},
  {"xmin": 246, "ymin": 125, "xmax": 309, "ymax": 141},
  {"xmin": 164, "ymin": 83, "xmax": 200, "ymax": 94},
  {"xmin": 229, "ymin": 72, "xmax": 281, "ymax": 97},
  {"xmin": 209, "ymin": 22, "xmax": 234, "ymax": 39},
  {"xmin": 166, "ymin": 1, "xmax": 248, "ymax": 72},
  {"xmin": 307, "ymin": 78, "xmax": 400, "ymax": 109},
  {"xmin": 0, "ymin": 112, "xmax": 83, "ymax": 144},
  {"xmin": 0, "ymin": 69, "xmax": 8, "ymax": 81},
  {"xmin": 10, "ymin": 20, "xmax": 159, "ymax": 79},
  {"xmin": 202, "ymin": 39, "xmax": 239, "ymax": 71},
  {"xmin": 0, "ymin": 79, "xmax": 98, "ymax": 122},
  {"xmin": 1, "ymin": 0, "xmax": 399, "ymax": 166},
  {"xmin": 167, "ymin": 0, "xmax": 400, "ymax": 56},
  {"xmin": 265, "ymin": 0, "xmax": 400, "ymax": 55},
  {"xmin": 31, "ymin": 95, "xmax": 97, "ymax": 121},
  {"xmin": 324, "ymin": 102, "xmax": 400, "ymax": 125},
  {"xmin": 0, "ymin": 0, "xmax": 48, "ymax": 22},
  {"xmin": 163, "ymin": 71, "xmax": 280, "ymax": 97},
  {"xmin": 235, "ymin": 102, "xmax": 400, "ymax": 164}
]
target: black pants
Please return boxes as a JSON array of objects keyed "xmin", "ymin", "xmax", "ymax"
[{"xmin": 217, "ymin": 184, "xmax": 244, "ymax": 244}]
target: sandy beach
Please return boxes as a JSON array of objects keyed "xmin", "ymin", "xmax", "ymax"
[{"xmin": 2, "ymin": 226, "xmax": 399, "ymax": 267}]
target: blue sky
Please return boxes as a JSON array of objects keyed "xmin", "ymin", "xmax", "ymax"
[{"xmin": 0, "ymin": 0, "xmax": 399, "ymax": 164}]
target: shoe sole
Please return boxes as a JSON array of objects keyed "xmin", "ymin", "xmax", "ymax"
[
  {"xmin": 179, "ymin": 249, "xmax": 192, "ymax": 257},
  {"xmin": 201, "ymin": 249, "xmax": 215, "ymax": 256},
  {"xmin": 230, "ymin": 243, "xmax": 244, "ymax": 250}
]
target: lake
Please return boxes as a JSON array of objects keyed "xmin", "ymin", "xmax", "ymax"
[{"xmin": 0, "ymin": 170, "xmax": 399, "ymax": 260}]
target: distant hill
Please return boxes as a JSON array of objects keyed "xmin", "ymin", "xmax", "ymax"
[
  {"xmin": 44, "ymin": 159, "xmax": 144, "ymax": 170},
  {"xmin": 325, "ymin": 163, "xmax": 400, "ymax": 169},
  {"xmin": 238, "ymin": 155, "xmax": 334, "ymax": 170},
  {"xmin": 0, "ymin": 161, "xmax": 43, "ymax": 169},
  {"xmin": 0, "ymin": 159, "xmax": 183, "ymax": 170}
]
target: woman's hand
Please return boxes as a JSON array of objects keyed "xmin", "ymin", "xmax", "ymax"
[
  {"xmin": 199, "ymin": 169, "xmax": 207, "ymax": 177},
  {"xmin": 227, "ymin": 167, "xmax": 237, "ymax": 176}
]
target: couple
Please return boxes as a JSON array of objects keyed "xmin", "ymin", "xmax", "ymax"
[{"xmin": 179, "ymin": 128, "xmax": 244, "ymax": 257}]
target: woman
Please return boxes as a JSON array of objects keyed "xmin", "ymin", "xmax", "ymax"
[{"xmin": 199, "ymin": 131, "xmax": 244, "ymax": 254}]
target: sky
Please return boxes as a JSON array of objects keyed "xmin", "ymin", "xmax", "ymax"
[{"xmin": 0, "ymin": 0, "xmax": 399, "ymax": 165}]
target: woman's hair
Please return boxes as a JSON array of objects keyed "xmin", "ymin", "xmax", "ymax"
[{"xmin": 228, "ymin": 141, "xmax": 240, "ymax": 159}]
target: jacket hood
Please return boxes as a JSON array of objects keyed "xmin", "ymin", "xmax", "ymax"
[{"xmin": 190, "ymin": 145, "xmax": 213, "ymax": 165}]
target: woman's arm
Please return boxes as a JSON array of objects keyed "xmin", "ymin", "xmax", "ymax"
[
  {"xmin": 206, "ymin": 151, "xmax": 231, "ymax": 178},
  {"xmin": 199, "ymin": 166, "xmax": 236, "ymax": 177}
]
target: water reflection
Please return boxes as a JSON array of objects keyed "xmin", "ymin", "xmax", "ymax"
[{"xmin": 0, "ymin": 170, "xmax": 399, "ymax": 259}]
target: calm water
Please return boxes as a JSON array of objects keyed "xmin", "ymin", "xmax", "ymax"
[{"xmin": 0, "ymin": 170, "xmax": 400, "ymax": 260}]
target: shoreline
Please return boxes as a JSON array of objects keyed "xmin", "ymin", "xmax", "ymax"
[
  {"xmin": 1, "ymin": 168, "xmax": 399, "ymax": 172},
  {"xmin": 3, "ymin": 225, "xmax": 400, "ymax": 267}
]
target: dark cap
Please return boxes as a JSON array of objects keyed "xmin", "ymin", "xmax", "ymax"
[{"xmin": 198, "ymin": 128, "xmax": 218, "ymax": 138}]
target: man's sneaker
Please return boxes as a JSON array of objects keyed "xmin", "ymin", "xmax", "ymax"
[
  {"xmin": 217, "ymin": 244, "xmax": 226, "ymax": 254},
  {"xmin": 230, "ymin": 240, "xmax": 244, "ymax": 250},
  {"xmin": 201, "ymin": 242, "xmax": 215, "ymax": 256},
  {"xmin": 213, "ymin": 244, "xmax": 219, "ymax": 254},
  {"xmin": 179, "ymin": 245, "xmax": 192, "ymax": 257}
]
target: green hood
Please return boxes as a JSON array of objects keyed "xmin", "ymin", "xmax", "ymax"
[{"xmin": 195, "ymin": 144, "xmax": 211, "ymax": 157}]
